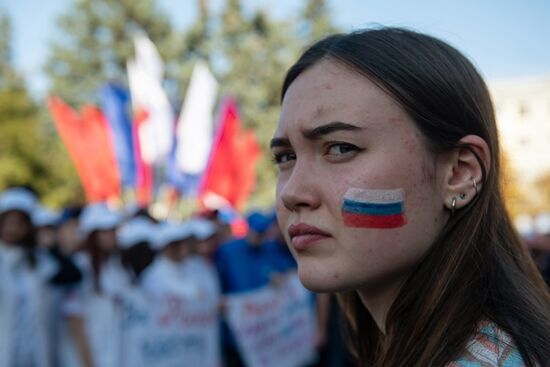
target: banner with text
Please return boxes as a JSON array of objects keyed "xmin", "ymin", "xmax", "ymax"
[
  {"xmin": 120, "ymin": 290, "xmax": 220, "ymax": 367},
  {"xmin": 225, "ymin": 275, "xmax": 317, "ymax": 367}
]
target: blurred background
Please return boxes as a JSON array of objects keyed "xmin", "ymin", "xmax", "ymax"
[
  {"xmin": 0, "ymin": 0, "xmax": 548, "ymax": 219},
  {"xmin": 1, "ymin": 2, "xmax": 550, "ymax": 367}
]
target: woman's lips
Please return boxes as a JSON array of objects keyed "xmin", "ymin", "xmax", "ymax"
[{"xmin": 288, "ymin": 223, "xmax": 331, "ymax": 251}]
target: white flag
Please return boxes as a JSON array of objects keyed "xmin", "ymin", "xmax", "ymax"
[
  {"xmin": 176, "ymin": 62, "xmax": 218, "ymax": 174},
  {"xmin": 127, "ymin": 33, "xmax": 174, "ymax": 164}
]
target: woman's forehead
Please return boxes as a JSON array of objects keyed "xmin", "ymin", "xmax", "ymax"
[{"xmin": 277, "ymin": 60, "xmax": 408, "ymax": 136}]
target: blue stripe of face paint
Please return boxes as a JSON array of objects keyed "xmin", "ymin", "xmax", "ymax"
[{"xmin": 342, "ymin": 199, "xmax": 403, "ymax": 216}]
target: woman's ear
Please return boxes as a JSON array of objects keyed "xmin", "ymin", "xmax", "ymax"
[{"xmin": 441, "ymin": 135, "xmax": 491, "ymax": 211}]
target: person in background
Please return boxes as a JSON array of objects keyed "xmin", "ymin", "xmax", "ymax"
[
  {"xmin": 183, "ymin": 217, "xmax": 223, "ymax": 367},
  {"xmin": 62, "ymin": 203, "xmax": 124, "ymax": 367},
  {"xmin": 33, "ymin": 205, "xmax": 60, "ymax": 249},
  {"xmin": 33, "ymin": 204, "xmax": 89, "ymax": 367},
  {"xmin": 57, "ymin": 207, "xmax": 85, "ymax": 258},
  {"xmin": 176, "ymin": 217, "xmax": 223, "ymax": 313},
  {"xmin": 216, "ymin": 210, "xmax": 297, "ymax": 367},
  {"xmin": 79, "ymin": 203, "xmax": 126, "ymax": 296},
  {"xmin": 192, "ymin": 216, "xmax": 221, "ymax": 261},
  {"xmin": 0, "ymin": 187, "xmax": 51, "ymax": 367},
  {"xmin": 141, "ymin": 220, "xmax": 197, "ymax": 297},
  {"xmin": 216, "ymin": 211, "xmax": 283, "ymax": 294},
  {"xmin": 33, "ymin": 205, "xmax": 83, "ymax": 286},
  {"xmin": 117, "ymin": 216, "xmax": 156, "ymax": 286}
]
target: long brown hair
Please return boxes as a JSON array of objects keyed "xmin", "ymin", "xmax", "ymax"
[{"xmin": 281, "ymin": 27, "xmax": 550, "ymax": 366}]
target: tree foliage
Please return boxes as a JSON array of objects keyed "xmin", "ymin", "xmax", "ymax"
[
  {"xmin": 44, "ymin": 0, "xmax": 179, "ymax": 106},
  {"xmin": 0, "ymin": 14, "xmax": 81, "ymax": 206},
  {"xmin": 36, "ymin": 0, "xmax": 338, "ymax": 208}
]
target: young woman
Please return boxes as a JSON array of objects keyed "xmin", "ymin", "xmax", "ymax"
[
  {"xmin": 0, "ymin": 187, "xmax": 51, "ymax": 367},
  {"xmin": 141, "ymin": 220, "xmax": 198, "ymax": 297},
  {"xmin": 117, "ymin": 216, "xmax": 156, "ymax": 285},
  {"xmin": 67, "ymin": 203, "xmax": 124, "ymax": 367},
  {"xmin": 272, "ymin": 27, "xmax": 550, "ymax": 366}
]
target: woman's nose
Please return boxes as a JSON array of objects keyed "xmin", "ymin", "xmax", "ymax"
[{"xmin": 278, "ymin": 162, "xmax": 322, "ymax": 212}]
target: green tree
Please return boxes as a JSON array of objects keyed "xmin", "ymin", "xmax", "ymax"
[
  {"xmin": 44, "ymin": 0, "xmax": 179, "ymax": 106},
  {"xmin": 301, "ymin": 0, "xmax": 339, "ymax": 43},
  {"xmin": 0, "ymin": 13, "xmax": 42, "ymax": 191},
  {"xmin": 0, "ymin": 14, "xmax": 80, "ymax": 206}
]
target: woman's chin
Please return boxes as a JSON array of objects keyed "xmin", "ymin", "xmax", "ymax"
[{"xmin": 297, "ymin": 266, "xmax": 352, "ymax": 293}]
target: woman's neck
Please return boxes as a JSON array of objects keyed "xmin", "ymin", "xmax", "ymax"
[{"xmin": 357, "ymin": 278, "xmax": 405, "ymax": 334}]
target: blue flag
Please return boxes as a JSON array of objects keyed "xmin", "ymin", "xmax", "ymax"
[
  {"xmin": 166, "ymin": 136, "xmax": 202, "ymax": 196},
  {"xmin": 100, "ymin": 83, "xmax": 136, "ymax": 188}
]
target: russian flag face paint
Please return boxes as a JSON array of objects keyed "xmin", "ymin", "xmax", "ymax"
[{"xmin": 342, "ymin": 188, "xmax": 406, "ymax": 229}]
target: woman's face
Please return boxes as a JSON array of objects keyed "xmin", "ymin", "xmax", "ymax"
[
  {"xmin": 0, "ymin": 210, "xmax": 33, "ymax": 245},
  {"xmin": 164, "ymin": 239, "xmax": 194, "ymax": 263},
  {"xmin": 273, "ymin": 59, "xmax": 449, "ymax": 294},
  {"xmin": 195, "ymin": 236, "xmax": 218, "ymax": 258},
  {"xmin": 57, "ymin": 219, "xmax": 83, "ymax": 254},
  {"xmin": 94, "ymin": 228, "xmax": 118, "ymax": 252}
]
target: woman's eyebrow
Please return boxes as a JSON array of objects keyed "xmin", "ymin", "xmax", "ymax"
[
  {"xmin": 270, "ymin": 137, "xmax": 291, "ymax": 148},
  {"xmin": 270, "ymin": 121, "xmax": 361, "ymax": 148},
  {"xmin": 302, "ymin": 121, "xmax": 361, "ymax": 140}
]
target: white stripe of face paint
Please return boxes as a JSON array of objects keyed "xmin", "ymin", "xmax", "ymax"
[{"xmin": 344, "ymin": 188, "xmax": 405, "ymax": 204}]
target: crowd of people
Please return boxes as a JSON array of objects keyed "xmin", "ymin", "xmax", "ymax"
[{"xmin": 0, "ymin": 186, "xmax": 350, "ymax": 367}]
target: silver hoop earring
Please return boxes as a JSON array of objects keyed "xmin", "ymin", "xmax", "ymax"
[
  {"xmin": 451, "ymin": 196, "xmax": 457, "ymax": 215},
  {"xmin": 472, "ymin": 177, "xmax": 478, "ymax": 195}
]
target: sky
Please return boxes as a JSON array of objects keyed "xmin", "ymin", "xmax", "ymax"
[{"xmin": 2, "ymin": 0, "xmax": 550, "ymax": 97}]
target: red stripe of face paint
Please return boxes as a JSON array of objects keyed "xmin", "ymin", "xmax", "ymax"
[{"xmin": 342, "ymin": 212, "xmax": 406, "ymax": 228}]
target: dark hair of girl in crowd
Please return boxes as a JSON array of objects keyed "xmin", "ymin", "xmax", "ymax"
[
  {"xmin": 281, "ymin": 27, "xmax": 550, "ymax": 366},
  {"xmin": 120, "ymin": 242, "xmax": 155, "ymax": 283},
  {"xmin": 85, "ymin": 230, "xmax": 114, "ymax": 294},
  {"xmin": 0, "ymin": 210, "xmax": 37, "ymax": 267}
]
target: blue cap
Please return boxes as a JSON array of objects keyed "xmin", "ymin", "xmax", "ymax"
[{"xmin": 246, "ymin": 211, "xmax": 271, "ymax": 234}]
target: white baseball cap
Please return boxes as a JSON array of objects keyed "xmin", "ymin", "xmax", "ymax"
[
  {"xmin": 117, "ymin": 217, "xmax": 155, "ymax": 249},
  {"xmin": 79, "ymin": 203, "xmax": 122, "ymax": 238},
  {"xmin": 0, "ymin": 188, "xmax": 37, "ymax": 216},
  {"xmin": 32, "ymin": 205, "xmax": 61, "ymax": 227},
  {"xmin": 189, "ymin": 218, "xmax": 217, "ymax": 241},
  {"xmin": 152, "ymin": 221, "xmax": 194, "ymax": 251}
]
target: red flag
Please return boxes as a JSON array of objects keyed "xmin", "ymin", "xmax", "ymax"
[
  {"xmin": 48, "ymin": 97, "xmax": 96, "ymax": 201},
  {"xmin": 199, "ymin": 97, "xmax": 261, "ymax": 210},
  {"xmin": 133, "ymin": 109, "xmax": 153, "ymax": 206},
  {"xmin": 80, "ymin": 105, "xmax": 121, "ymax": 203},
  {"xmin": 47, "ymin": 97, "xmax": 121, "ymax": 203},
  {"xmin": 232, "ymin": 129, "xmax": 261, "ymax": 209}
]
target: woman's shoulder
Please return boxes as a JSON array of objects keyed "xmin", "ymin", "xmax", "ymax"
[{"xmin": 447, "ymin": 321, "xmax": 530, "ymax": 367}]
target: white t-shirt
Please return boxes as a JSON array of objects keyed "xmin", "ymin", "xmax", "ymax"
[
  {"xmin": 141, "ymin": 256, "xmax": 200, "ymax": 298},
  {"xmin": 60, "ymin": 253, "xmax": 127, "ymax": 367},
  {"xmin": 0, "ymin": 242, "xmax": 51, "ymax": 367},
  {"xmin": 180, "ymin": 255, "xmax": 221, "ymax": 304}
]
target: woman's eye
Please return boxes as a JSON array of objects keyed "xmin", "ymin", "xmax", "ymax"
[
  {"xmin": 272, "ymin": 151, "xmax": 296, "ymax": 165},
  {"xmin": 326, "ymin": 143, "xmax": 360, "ymax": 156}
]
